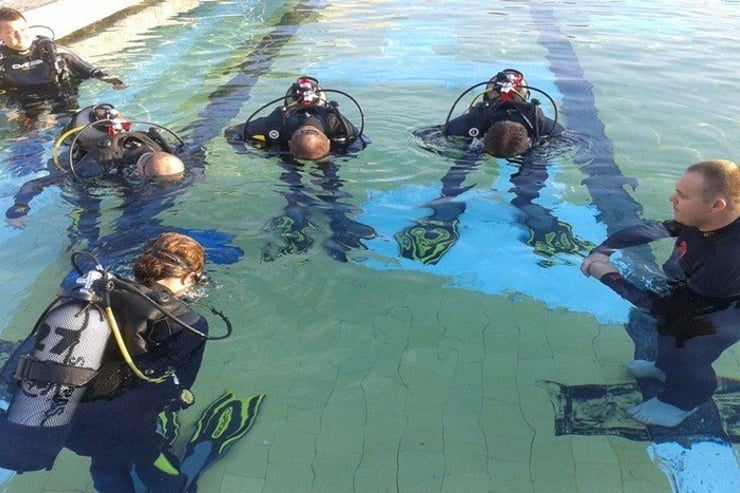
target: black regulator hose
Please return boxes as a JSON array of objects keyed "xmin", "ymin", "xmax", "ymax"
[
  {"xmin": 69, "ymin": 251, "xmax": 232, "ymax": 341},
  {"xmin": 242, "ymin": 89, "xmax": 365, "ymax": 142},
  {"xmin": 443, "ymin": 81, "xmax": 559, "ymax": 137}
]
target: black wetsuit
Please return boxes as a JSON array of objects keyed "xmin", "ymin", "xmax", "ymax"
[
  {"xmin": 226, "ymin": 102, "xmax": 359, "ymax": 154},
  {"xmin": 65, "ymin": 280, "xmax": 208, "ymax": 493},
  {"xmin": 5, "ymin": 128, "xmax": 170, "ymax": 220},
  {"xmin": 0, "ymin": 36, "xmax": 106, "ymax": 93},
  {"xmin": 70, "ymin": 129, "xmax": 172, "ymax": 178},
  {"xmin": 445, "ymin": 99, "xmax": 564, "ymax": 144},
  {"xmin": 592, "ymin": 218, "xmax": 740, "ymax": 410}
]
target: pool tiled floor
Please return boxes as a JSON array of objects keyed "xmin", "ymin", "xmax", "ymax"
[{"xmin": 4, "ymin": 266, "xmax": 729, "ymax": 492}]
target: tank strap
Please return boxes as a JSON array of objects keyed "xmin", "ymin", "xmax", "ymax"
[
  {"xmin": 35, "ymin": 36, "xmax": 63, "ymax": 83},
  {"xmin": 15, "ymin": 355, "xmax": 98, "ymax": 387}
]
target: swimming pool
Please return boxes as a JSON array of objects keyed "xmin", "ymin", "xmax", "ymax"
[{"xmin": 1, "ymin": 0, "xmax": 739, "ymax": 491}]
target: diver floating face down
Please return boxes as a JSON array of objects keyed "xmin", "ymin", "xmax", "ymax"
[
  {"xmin": 288, "ymin": 125, "xmax": 331, "ymax": 161},
  {"xmin": 135, "ymin": 151, "xmax": 185, "ymax": 180}
]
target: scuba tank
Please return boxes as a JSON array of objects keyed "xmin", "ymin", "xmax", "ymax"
[
  {"xmin": 62, "ymin": 103, "xmax": 129, "ymax": 149},
  {"xmin": 484, "ymin": 69, "xmax": 531, "ymax": 102},
  {"xmin": 0, "ymin": 268, "xmax": 111, "ymax": 472}
]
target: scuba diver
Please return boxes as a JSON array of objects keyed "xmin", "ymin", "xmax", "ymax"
[
  {"xmin": 4, "ymin": 101, "xmax": 243, "ymax": 278},
  {"xmin": 57, "ymin": 102, "xmax": 184, "ymax": 179},
  {"xmin": 0, "ymin": 7, "xmax": 125, "ymax": 129},
  {"xmin": 0, "ymin": 232, "xmax": 264, "ymax": 492},
  {"xmin": 400, "ymin": 69, "xmax": 590, "ymax": 265},
  {"xmin": 225, "ymin": 75, "xmax": 367, "ymax": 160},
  {"xmin": 0, "ymin": 7, "xmax": 125, "ymax": 94},
  {"xmin": 226, "ymin": 76, "xmax": 375, "ymax": 262},
  {"xmin": 5, "ymin": 102, "xmax": 186, "ymax": 226},
  {"xmin": 435, "ymin": 68, "xmax": 564, "ymax": 157}
]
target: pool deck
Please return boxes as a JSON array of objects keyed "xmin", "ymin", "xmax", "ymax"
[{"xmin": 4, "ymin": 0, "xmax": 144, "ymax": 40}]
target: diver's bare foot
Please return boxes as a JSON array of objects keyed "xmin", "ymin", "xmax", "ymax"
[
  {"xmin": 626, "ymin": 360, "xmax": 666, "ymax": 382},
  {"xmin": 627, "ymin": 397, "xmax": 697, "ymax": 427}
]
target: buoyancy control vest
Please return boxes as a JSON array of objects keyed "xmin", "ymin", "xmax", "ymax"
[
  {"xmin": 0, "ymin": 36, "xmax": 66, "ymax": 90},
  {"xmin": 84, "ymin": 280, "xmax": 200, "ymax": 400}
]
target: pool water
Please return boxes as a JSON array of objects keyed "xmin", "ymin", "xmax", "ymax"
[{"xmin": 1, "ymin": 0, "xmax": 739, "ymax": 492}]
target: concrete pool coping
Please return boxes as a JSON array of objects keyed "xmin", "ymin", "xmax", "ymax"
[{"xmin": 4, "ymin": 0, "xmax": 146, "ymax": 41}]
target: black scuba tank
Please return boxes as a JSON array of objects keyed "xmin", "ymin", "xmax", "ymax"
[
  {"xmin": 64, "ymin": 103, "xmax": 120, "ymax": 149},
  {"xmin": 0, "ymin": 271, "xmax": 111, "ymax": 473}
]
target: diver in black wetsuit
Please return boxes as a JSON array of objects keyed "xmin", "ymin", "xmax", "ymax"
[
  {"xmin": 582, "ymin": 159, "xmax": 740, "ymax": 427},
  {"xmin": 225, "ymin": 76, "xmax": 366, "ymax": 160},
  {"xmin": 420, "ymin": 69, "xmax": 564, "ymax": 158},
  {"xmin": 403, "ymin": 69, "xmax": 587, "ymax": 265},
  {"xmin": 0, "ymin": 7, "xmax": 125, "ymax": 126},
  {"xmin": 0, "ymin": 7, "xmax": 125, "ymax": 94},
  {"xmin": 0, "ymin": 233, "xmax": 258, "ymax": 492},
  {"xmin": 225, "ymin": 76, "xmax": 374, "ymax": 261},
  {"xmin": 4, "ymin": 103, "xmax": 184, "ymax": 226}
]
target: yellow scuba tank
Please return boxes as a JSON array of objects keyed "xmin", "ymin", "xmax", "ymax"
[{"xmin": 0, "ymin": 270, "xmax": 111, "ymax": 472}]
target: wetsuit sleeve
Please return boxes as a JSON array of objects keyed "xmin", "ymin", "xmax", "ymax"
[
  {"xmin": 598, "ymin": 271, "xmax": 668, "ymax": 314},
  {"xmin": 412, "ymin": 126, "xmax": 448, "ymax": 152},
  {"xmin": 5, "ymin": 173, "xmax": 66, "ymax": 218},
  {"xmin": 592, "ymin": 220, "xmax": 674, "ymax": 255},
  {"xmin": 599, "ymin": 270, "xmax": 728, "ymax": 323},
  {"xmin": 535, "ymin": 106, "xmax": 564, "ymax": 137},
  {"xmin": 56, "ymin": 45, "xmax": 106, "ymax": 79},
  {"xmin": 224, "ymin": 123, "xmax": 246, "ymax": 145},
  {"xmin": 325, "ymin": 107, "xmax": 358, "ymax": 142},
  {"xmin": 443, "ymin": 105, "xmax": 484, "ymax": 137}
]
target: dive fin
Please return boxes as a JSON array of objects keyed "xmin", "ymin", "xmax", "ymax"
[
  {"xmin": 179, "ymin": 391, "xmax": 265, "ymax": 491},
  {"xmin": 157, "ymin": 407, "xmax": 180, "ymax": 445}
]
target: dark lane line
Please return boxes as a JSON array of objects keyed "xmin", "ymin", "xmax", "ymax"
[
  {"xmin": 531, "ymin": 3, "xmax": 644, "ymax": 235},
  {"xmin": 185, "ymin": 0, "xmax": 322, "ymax": 147}
]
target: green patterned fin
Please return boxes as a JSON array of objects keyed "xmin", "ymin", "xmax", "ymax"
[
  {"xmin": 180, "ymin": 391, "xmax": 266, "ymax": 490},
  {"xmin": 157, "ymin": 408, "xmax": 180, "ymax": 445},
  {"xmin": 395, "ymin": 219, "xmax": 460, "ymax": 265},
  {"xmin": 527, "ymin": 220, "xmax": 595, "ymax": 259}
]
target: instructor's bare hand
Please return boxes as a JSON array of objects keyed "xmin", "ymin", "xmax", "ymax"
[
  {"xmin": 586, "ymin": 260, "xmax": 619, "ymax": 279},
  {"xmin": 580, "ymin": 251, "xmax": 610, "ymax": 277},
  {"xmin": 101, "ymin": 76, "xmax": 127, "ymax": 90}
]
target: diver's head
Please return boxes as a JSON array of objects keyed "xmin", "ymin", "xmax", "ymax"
[
  {"xmin": 288, "ymin": 125, "xmax": 331, "ymax": 161},
  {"xmin": 0, "ymin": 7, "xmax": 32, "ymax": 52},
  {"xmin": 134, "ymin": 232, "xmax": 207, "ymax": 297},
  {"xmin": 672, "ymin": 160, "xmax": 740, "ymax": 230},
  {"xmin": 485, "ymin": 69, "xmax": 530, "ymax": 103},
  {"xmin": 483, "ymin": 120, "xmax": 531, "ymax": 158},
  {"xmin": 136, "ymin": 151, "xmax": 185, "ymax": 180}
]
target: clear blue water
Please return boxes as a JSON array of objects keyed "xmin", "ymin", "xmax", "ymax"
[{"xmin": 1, "ymin": 0, "xmax": 739, "ymax": 491}]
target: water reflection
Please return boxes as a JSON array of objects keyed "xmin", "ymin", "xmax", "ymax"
[{"xmin": 262, "ymin": 158, "xmax": 376, "ymax": 263}]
